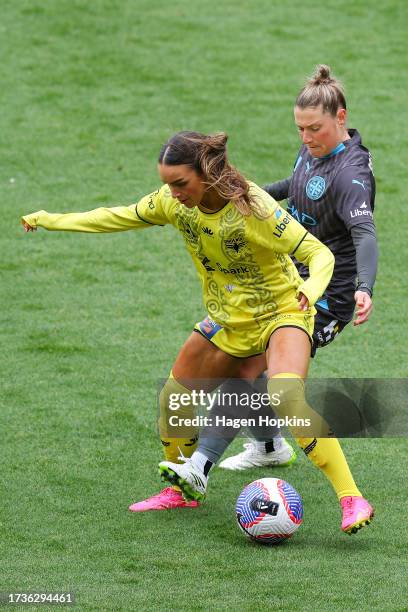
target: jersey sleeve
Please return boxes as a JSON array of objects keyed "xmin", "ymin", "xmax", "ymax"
[
  {"xmin": 332, "ymin": 165, "xmax": 375, "ymax": 229},
  {"xmin": 263, "ymin": 177, "xmax": 291, "ymax": 201},
  {"xmin": 254, "ymin": 203, "xmax": 310, "ymax": 255},
  {"xmin": 21, "ymin": 186, "xmax": 172, "ymax": 233},
  {"xmin": 350, "ymin": 223, "xmax": 378, "ymax": 295},
  {"xmin": 252, "ymin": 203, "xmax": 335, "ymax": 306},
  {"xmin": 293, "ymin": 233, "xmax": 335, "ymax": 306}
]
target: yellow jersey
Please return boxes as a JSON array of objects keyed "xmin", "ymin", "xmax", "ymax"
[{"xmin": 22, "ymin": 182, "xmax": 334, "ymax": 331}]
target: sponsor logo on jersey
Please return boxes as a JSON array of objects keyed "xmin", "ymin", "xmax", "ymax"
[
  {"xmin": 352, "ymin": 179, "xmax": 366, "ymax": 190},
  {"xmin": 224, "ymin": 284, "xmax": 235, "ymax": 292},
  {"xmin": 273, "ymin": 213, "xmax": 291, "ymax": 238},
  {"xmin": 306, "ymin": 176, "xmax": 326, "ymax": 200},
  {"xmin": 148, "ymin": 191, "xmax": 159, "ymax": 209},
  {"xmin": 201, "ymin": 256, "xmax": 215, "ymax": 272},
  {"xmin": 287, "ymin": 203, "xmax": 317, "ymax": 227},
  {"xmin": 202, "ymin": 226, "xmax": 214, "ymax": 235},
  {"xmin": 198, "ymin": 316, "xmax": 223, "ymax": 339},
  {"xmin": 360, "ymin": 202, "xmax": 367, "ymax": 209},
  {"xmin": 350, "ymin": 208, "xmax": 373, "ymax": 219},
  {"xmin": 274, "ymin": 208, "xmax": 283, "ymax": 219},
  {"xmin": 216, "ymin": 262, "xmax": 249, "ymax": 275}
]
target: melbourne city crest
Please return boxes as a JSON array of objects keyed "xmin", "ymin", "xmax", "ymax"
[{"xmin": 306, "ymin": 176, "xmax": 326, "ymax": 200}]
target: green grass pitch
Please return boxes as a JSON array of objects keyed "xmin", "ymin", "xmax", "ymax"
[{"xmin": 1, "ymin": 0, "xmax": 408, "ymax": 610}]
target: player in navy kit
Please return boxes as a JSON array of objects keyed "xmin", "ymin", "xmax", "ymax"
[
  {"xmin": 268, "ymin": 119, "xmax": 376, "ymax": 339},
  {"xmin": 214, "ymin": 66, "xmax": 378, "ymax": 487}
]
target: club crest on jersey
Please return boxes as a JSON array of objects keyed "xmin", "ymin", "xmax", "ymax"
[
  {"xmin": 224, "ymin": 235, "xmax": 247, "ymax": 253},
  {"xmin": 306, "ymin": 176, "xmax": 326, "ymax": 200}
]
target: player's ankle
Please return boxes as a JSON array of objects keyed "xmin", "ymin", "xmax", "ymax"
[{"xmin": 190, "ymin": 451, "xmax": 214, "ymax": 476}]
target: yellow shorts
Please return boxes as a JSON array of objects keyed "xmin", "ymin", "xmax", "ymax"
[{"xmin": 194, "ymin": 309, "xmax": 315, "ymax": 358}]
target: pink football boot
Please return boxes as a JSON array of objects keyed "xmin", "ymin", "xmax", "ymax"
[
  {"xmin": 129, "ymin": 487, "xmax": 200, "ymax": 512},
  {"xmin": 341, "ymin": 496, "xmax": 374, "ymax": 534}
]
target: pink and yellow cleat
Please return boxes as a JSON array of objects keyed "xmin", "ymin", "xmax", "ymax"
[
  {"xmin": 128, "ymin": 487, "xmax": 200, "ymax": 512},
  {"xmin": 341, "ymin": 496, "xmax": 374, "ymax": 534}
]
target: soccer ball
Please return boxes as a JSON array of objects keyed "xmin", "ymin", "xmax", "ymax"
[{"xmin": 236, "ymin": 478, "xmax": 303, "ymax": 545}]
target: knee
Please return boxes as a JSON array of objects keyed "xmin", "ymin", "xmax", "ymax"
[{"xmin": 158, "ymin": 375, "xmax": 195, "ymax": 436}]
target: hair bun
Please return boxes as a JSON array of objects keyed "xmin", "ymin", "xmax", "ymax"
[
  {"xmin": 204, "ymin": 132, "xmax": 228, "ymax": 153},
  {"xmin": 313, "ymin": 64, "xmax": 332, "ymax": 84}
]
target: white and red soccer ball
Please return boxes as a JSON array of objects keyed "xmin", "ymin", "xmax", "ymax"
[{"xmin": 236, "ymin": 478, "xmax": 303, "ymax": 544}]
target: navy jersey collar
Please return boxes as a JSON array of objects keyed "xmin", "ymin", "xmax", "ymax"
[{"xmin": 321, "ymin": 142, "xmax": 346, "ymax": 159}]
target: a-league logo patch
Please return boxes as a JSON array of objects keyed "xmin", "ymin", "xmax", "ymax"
[
  {"xmin": 198, "ymin": 316, "xmax": 223, "ymax": 339},
  {"xmin": 306, "ymin": 176, "xmax": 326, "ymax": 200}
]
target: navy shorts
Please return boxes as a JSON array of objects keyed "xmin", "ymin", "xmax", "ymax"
[{"xmin": 312, "ymin": 305, "xmax": 350, "ymax": 357}]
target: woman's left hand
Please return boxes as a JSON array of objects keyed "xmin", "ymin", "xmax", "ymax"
[
  {"xmin": 298, "ymin": 292, "xmax": 309, "ymax": 311},
  {"xmin": 353, "ymin": 290, "xmax": 373, "ymax": 326}
]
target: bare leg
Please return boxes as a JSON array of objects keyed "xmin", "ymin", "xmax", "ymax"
[{"xmin": 172, "ymin": 332, "xmax": 240, "ymax": 387}]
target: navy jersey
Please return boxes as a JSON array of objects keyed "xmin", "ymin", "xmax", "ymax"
[{"xmin": 273, "ymin": 129, "xmax": 375, "ymax": 321}]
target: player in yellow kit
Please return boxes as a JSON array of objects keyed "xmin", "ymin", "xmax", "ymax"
[{"xmin": 22, "ymin": 130, "xmax": 374, "ymax": 533}]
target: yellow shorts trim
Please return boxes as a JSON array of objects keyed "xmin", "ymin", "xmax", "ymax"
[{"xmin": 194, "ymin": 310, "xmax": 315, "ymax": 358}]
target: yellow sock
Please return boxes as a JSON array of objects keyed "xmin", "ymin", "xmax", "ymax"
[
  {"xmin": 297, "ymin": 436, "xmax": 362, "ymax": 499},
  {"xmin": 158, "ymin": 372, "xmax": 198, "ymax": 492},
  {"xmin": 160, "ymin": 435, "xmax": 199, "ymax": 462},
  {"xmin": 268, "ymin": 373, "xmax": 361, "ymax": 499}
]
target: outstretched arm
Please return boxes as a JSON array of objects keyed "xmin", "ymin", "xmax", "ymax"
[
  {"xmin": 21, "ymin": 205, "xmax": 151, "ymax": 233},
  {"xmin": 21, "ymin": 189, "xmax": 171, "ymax": 233}
]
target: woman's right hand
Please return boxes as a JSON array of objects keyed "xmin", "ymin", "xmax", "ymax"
[{"xmin": 23, "ymin": 221, "xmax": 36, "ymax": 232}]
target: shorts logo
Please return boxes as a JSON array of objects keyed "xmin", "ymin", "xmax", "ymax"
[
  {"xmin": 198, "ymin": 316, "xmax": 223, "ymax": 339},
  {"xmin": 274, "ymin": 208, "xmax": 283, "ymax": 219},
  {"xmin": 306, "ymin": 176, "xmax": 326, "ymax": 200}
]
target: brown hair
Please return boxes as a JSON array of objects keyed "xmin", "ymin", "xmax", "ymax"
[
  {"xmin": 295, "ymin": 64, "xmax": 347, "ymax": 115},
  {"xmin": 159, "ymin": 131, "xmax": 263, "ymax": 217}
]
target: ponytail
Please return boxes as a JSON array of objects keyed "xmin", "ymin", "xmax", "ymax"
[{"xmin": 159, "ymin": 131, "xmax": 267, "ymax": 217}]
